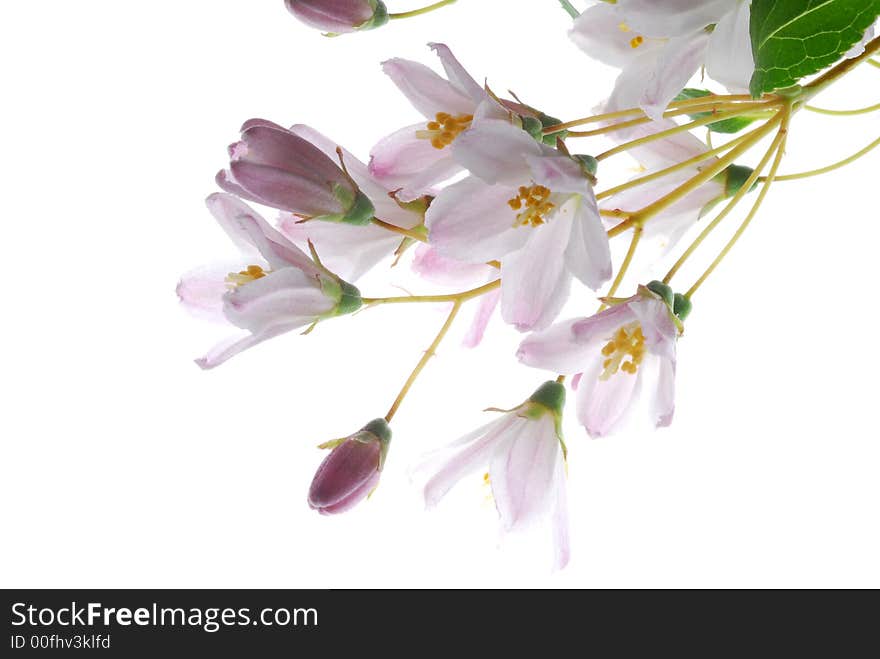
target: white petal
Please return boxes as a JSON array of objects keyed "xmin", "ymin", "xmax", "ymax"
[
  {"xmin": 569, "ymin": 2, "xmax": 664, "ymax": 67},
  {"xmin": 550, "ymin": 451, "xmax": 571, "ymax": 570},
  {"xmin": 451, "ymin": 120, "xmax": 538, "ymax": 185},
  {"xmin": 381, "ymin": 57, "xmax": 475, "ymax": 118},
  {"xmin": 278, "ymin": 214, "xmax": 399, "ymax": 282},
  {"xmin": 463, "ymin": 287, "xmax": 500, "ymax": 348},
  {"xmin": 426, "ymin": 177, "xmax": 530, "ymax": 263},
  {"xmin": 526, "ymin": 153, "xmax": 591, "ymax": 197},
  {"xmin": 576, "ymin": 358, "xmax": 642, "ymax": 438},
  {"xmin": 705, "ymin": 0, "xmax": 754, "ymax": 93},
  {"xmin": 517, "ymin": 318, "xmax": 597, "ymax": 375},
  {"xmin": 490, "ymin": 415, "xmax": 560, "ymax": 531},
  {"xmin": 195, "ymin": 324, "xmax": 294, "ymax": 370},
  {"xmin": 177, "ymin": 262, "xmax": 246, "ymax": 321},
  {"xmin": 564, "ymin": 194, "xmax": 613, "ymax": 290},
  {"xmin": 624, "ymin": 0, "xmax": 738, "ymax": 37},
  {"xmin": 640, "ymin": 33, "xmax": 709, "ymax": 120},
  {"xmin": 419, "ymin": 415, "xmax": 516, "ymax": 508},
  {"xmin": 428, "ymin": 42, "xmax": 485, "ymax": 104},
  {"xmin": 652, "ymin": 356, "xmax": 677, "ymax": 428},
  {"xmin": 500, "ymin": 217, "xmax": 573, "ymax": 331},
  {"xmin": 410, "ymin": 245, "xmax": 493, "ymax": 287}
]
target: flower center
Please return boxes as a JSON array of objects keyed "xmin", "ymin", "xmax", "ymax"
[
  {"xmin": 507, "ymin": 185, "xmax": 556, "ymax": 227},
  {"xmin": 415, "ymin": 112, "xmax": 473, "ymax": 150},
  {"xmin": 600, "ymin": 322, "xmax": 646, "ymax": 380},
  {"xmin": 226, "ymin": 264, "xmax": 267, "ymax": 288}
]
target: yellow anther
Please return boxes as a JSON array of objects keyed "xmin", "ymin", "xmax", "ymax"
[
  {"xmin": 508, "ymin": 184, "xmax": 556, "ymax": 228},
  {"xmin": 599, "ymin": 322, "xmax": 646, "ymax": 380},
  {"xmin": 618, "ymin": 22, "xmax": 631, "ymax": 33},
  {"xmin": 226, "ymin": 264, "xmax": 267, "ymax": 288},
  {"xmin": 630, "ymin": 35, "xmax": 644, "ymax": 49},
  {"xmin": 415, "ymin": 112, "xmax": 474, "ymax": 150}
]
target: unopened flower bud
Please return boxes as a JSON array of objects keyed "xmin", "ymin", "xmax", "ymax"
[
  {"xmin": 308, "ymin": 419, "xmax": 391, "ymax": 515},
  {"xmin": 217, "ymin": 118, "xmax": 375, "ymax": 225},
  {"xmin": 285, "ymin": 0, "xmax": 389, "ymax": 34}
]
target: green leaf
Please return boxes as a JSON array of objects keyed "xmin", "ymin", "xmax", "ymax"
[
  {"xmin": 673, "ymin": 88, "xmax": 758, "ymax": 133},
  {"xmin": 749, "ymin": 0, "xmax": 880, "ymax": 97}
]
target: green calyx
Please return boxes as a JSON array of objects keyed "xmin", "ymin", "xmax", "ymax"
[
  {"xmin": 527, "ymin": 381, "xmax": 566, "ymax": 416},
  {"xmin": 645, "ymin": 281, "xmax": 692, "ymax": 323},
  {"xmin": 521, "ymin": 116, "xmax": 544, "ymax": 142},
  {"xmin": 717, "ymin": 164, "xmax": 758, "ymax": 199},
  {"xmin": 357, "ymin": 417, "xmax": 392, "ymax": 470},
  {"xmin": 573, "ymin": 154, "xmax": 598, "ymax": 177},
  {"xmin": 317, "ymin": 276, "xmax": 363, "ymax": 318},
  {"xmin": 539, "ymin": 113, "xmax": 568, "ymax": 145},
  {"xmin": 358, "ymin": 1, "xmax": 390, "ymax": 31},
  {"xmin": 341, "ymin": 189, "xmax": 376, "ymax": 226}
]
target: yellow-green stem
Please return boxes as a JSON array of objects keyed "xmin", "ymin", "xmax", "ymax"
[
  {"xmin": 805, "ymin": 101, "xmax": 880, "ymax": 116},
  {"xmin": 768, "ymin": 135, "xmax": 880, "ymax": 182},
  {"xmin": 363, "ymin": 279, "xmax": 500, "ymax": 307},
  {"xmin": 662, "ymin": 125, "xmax": 787, "ymax": 284},
  {"xmin": 372, "ymin": 218, "xmax": 427, "ymax": 242},
  {"xmin": 685, "ymin": 110, "xmax": 791, "ymax": 298},
  {"xmin": 389, "ymin": 0, "xmax": 457, "ymax": 20},
  {"xmin": 599, "ymin": 226, "xmax": 642, "ymax": 312},
  {"xmin": 385, "ymin": 300, "xmax": 462, "ymax": 422}
]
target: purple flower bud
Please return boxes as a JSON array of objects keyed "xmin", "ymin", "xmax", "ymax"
[
  {"xmin": 308, "ymin": 419, "xmax": 391, "ymax": 515},
  {"xmin": 284, "ymin": 0, "xmax": 389, "ymax": 34},
  {"xmin": 216, "ymin": 118, "xmax": 375, "ymax": 225}
]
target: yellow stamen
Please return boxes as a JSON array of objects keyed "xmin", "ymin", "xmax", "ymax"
[
  {"xmin": 507, "ymin": 185, "xmax": 556, "ymax": 228},
  {"xmin": 415, "ymin": 112, "xmax": 473, "ymax": 150},
  {"xmin": 599, "ymin": 322, "xmax": 646, "ymax": 380},
  {"xmin": 225, "ymin": 264, "xmax": 267, "ymax": 288},
  {"xmin": 618, "ymin": 22, "xmax": 631, "ymax": 33},
  {"xmin": 630, "ymin": 35, "xmax": 644, "ymax": 49}
]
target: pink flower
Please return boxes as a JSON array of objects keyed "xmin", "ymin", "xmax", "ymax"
[
  {"xmin": 216, "ymin": 119, "xmax": 375, "ymax": 225},
  {"xmin": 278, "ymin": 124, "xmax": 424, "ymax": 282},
  {"xmin": 369, "ymin": 43, "xmax": 503, "ymax": 201},
  {"xmin": 177, "ymin": 193, "xmax": 362, "ymax": 369},
  {"xmin": 518, "ymin": 284, "xmax": 683, "ymax": 437},
  {"xmin": 425, "ymin": 119, "xmax": 611, "ymax": 331},
  {"xmin": 284, "ymin": 0, "xmax": 388, "ymax": 34},
  {"xmin": 416, "ymin": 381, "xmax": 570, "ymax": 569},
  {"xmin": 570, "ymin": 0, "xmax": 753, "ymax": 120},
  {"xmin": 309, "ymin": 419, "xmax": 391, "ymax": 515}
]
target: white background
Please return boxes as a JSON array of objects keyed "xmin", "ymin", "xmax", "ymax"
[{"xmin": 2, "ymin": 0, "xmax": 878, "ymax": 588}]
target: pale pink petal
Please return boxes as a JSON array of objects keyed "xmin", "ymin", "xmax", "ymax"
[
  {"xmin": 489, "ymin": 416, "xmax": 560, "ymax": 531},
  {"xmin": 290, "ymin": 124, "xmax": 421, "ymax": 229},
  {"xmin": 176, "ymin": 263, "xmax": 241, "ymax": 320},
  {"xmin": 605, "ymin": 49, "xmax": 664, "ymax": 124},
  {"xmin": 381, "ymin": 57, "xmax": 475, "ymax": 118},
  {"xmin": 569, "ymin": 2, "xmax": 663, "ymax": 67},
  {"xmin": 429, "ymin": 42, "xmax": 485, "ymax": 104},
  {"xmin": 451, "ymin": 120, "xmax": 538, "ymax": 185},
  {"xmin": 628, "ymin": 296, "xmax": 678, "ymax": 348},
  {"xmin": 624, "ymin": 0, "xmax": 737, "ymax": 37},
  {"xmin": 517, "ymin": 318, "xmax": 596, "ymax": 375},
  {"xmin": 463, "ymin": 287, "xmax": 500, "ymax": 348},
  {"xmin": 576, "ymin": 358, "xmax": 642, "ymax": 438},
  {"xmin": 278, "ymin": 213, "xmax": 400, "ymax": 282},
  {"xmin": 571, "ymin": 303, "xmax": 638, "ymax": 347},
  {"xmin": 640, "ymin": 33, "xmax": 709, "ymax": 120},
  {"xmin": 564, "ymin": 193, "xmax": 613, "ymax": 290},
  {"xmin": 550, "ymin": 451, "xmax": 570, "ymax": 570},
  {"xmin": 420, "ymin": 415, "xmax": 516, "ymax": 508},
  {"xmin": 369, "ymin": 124, "xmax": 462, "ymax": 201},
  {"xmin": 652, "ymin": 356, "xmax": 677, "ymax": 428},
  {"xmin": 500, "ymin": 216, "xmax": 573, "ymax": 331},
  {"xmin": 411, "ymin": 245, "xmax": 491, "ymax": 287},
  {"xmin": 526, "ymin": 153, "xmax": 592, "ymax": 197},
  {"xmin": 705, "ymin": 0, "xmax": 754, "ymax": 93},
  {"xmin": 426, "ymin": 177, "xmax": 530, "ymax": 263},
  {"xmin": 195, "ymin": 324, "xmax": 293, "ymax": 370}
]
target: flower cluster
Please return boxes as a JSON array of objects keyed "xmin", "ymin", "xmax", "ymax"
[{"xmin": 179, "ymin": 1, "xmax": 880, "ymax": 568}]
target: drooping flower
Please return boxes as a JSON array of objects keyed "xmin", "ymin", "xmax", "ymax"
[
  {"xmin": 425, "ymin": 118, "xmax": 611, "ymax": 331},
  {"xmin": 369, "ymin": 43, "xmax": 505, "ymax": 201},
  {"xmin": 416, "ymin": 381, "xmax": 570, "ymax": 569},
  {"xmin": 309, "ymin": 418, "xmax": 391, "ymax": 515},
  {"xmin": 278, "ymin": 124, "xmax": 424, "ymax": 282},
  {"xmin": 517, "ymin": 283, "xmax": 686, "ymax": 437},
  {"xmin": 570, "ymin": 0, "xmax": 754, "ymax": 120},
  {"xmin": 216, "ymin": 119, "xmax": 375, "ymax": 225},
  {"xmin": 284, "ymin": 0, "xmax": 388, "ymax": 34},
  {"xmin": 177, "ymin": 193, "xmax": 363, "ymax": 369}
]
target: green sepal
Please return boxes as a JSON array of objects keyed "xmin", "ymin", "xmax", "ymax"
[
  {"xmin": 527, "ymin": 381, "xmax": 566, "ymax": 416},
  {"xmin": 358, "ymin": 0, "xmax": 390, "ymax": 31},
  {"xmin": 646, "ymin": 280, "xmax": 674, "ymax": 308},
  {"xmin": 359, "ymin": 418, "xmax": 392, "ymax": 470},
  {"xmin": 335, "ymin": 280, "xmax": 363, "ymax": 316},
  {"xmin": 673, "ymin": 293, "xmax": 693, "ymax": 321},
  {"xmin": 340, "ymin": 190, "xmax": 376, "ymax": 226},
  {"xmin": 539, "ymin": 113, "xmax": 568, "ymax": 145},
  {"xmin": 673, "ymin": 88, "xmax": 758, "ymax": 134},
  {"xmin": 573, "ymin": 154, "xmax": 598, "ymax": 177},
  {"xmin": 717, "ymin": 163, "xmax": 758, "ymax": 198},
  {"xmin": 521, "ymin": 116, "xmax": 544, "ymax": 142}
]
